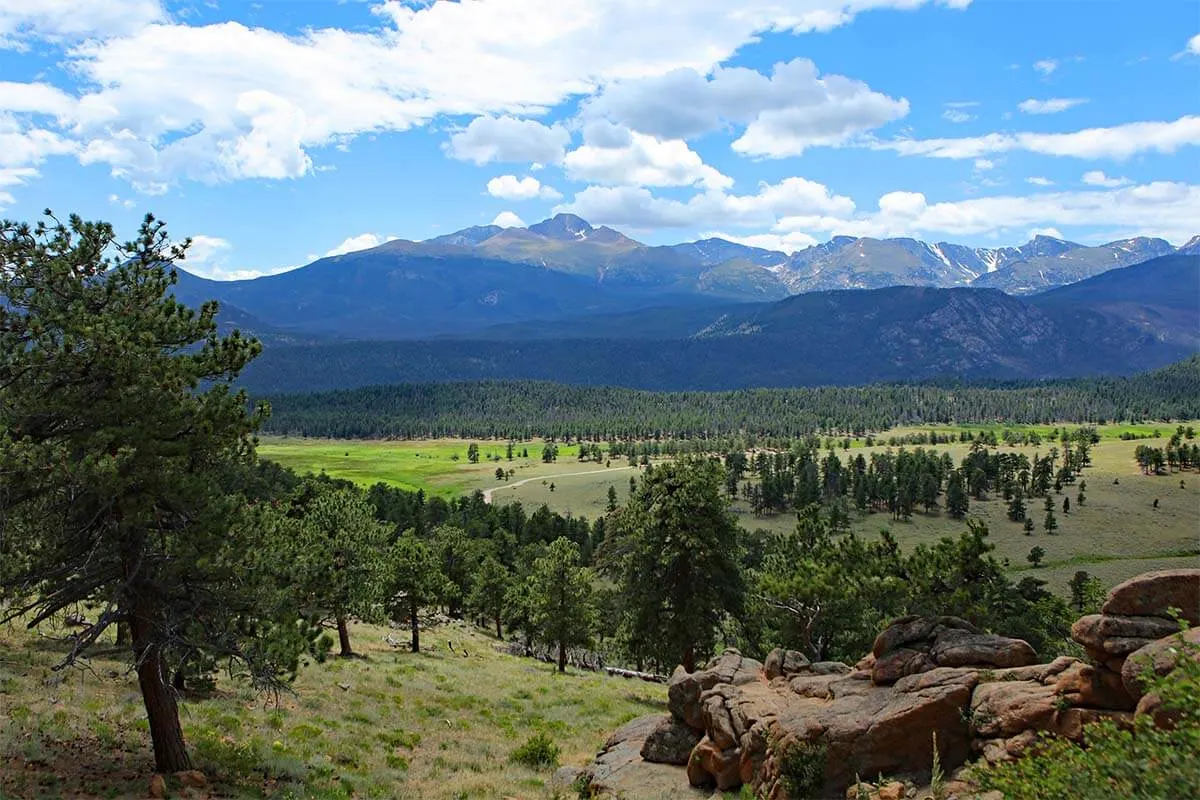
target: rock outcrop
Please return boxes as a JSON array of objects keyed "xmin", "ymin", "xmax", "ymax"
[{"xmin": 573, "ymin": 569, "xmax": 1199, "ymax": 799}]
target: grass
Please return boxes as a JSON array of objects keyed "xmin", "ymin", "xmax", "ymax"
[
  {"xmin": 0, "ymin": 619, "xmax": 663, "ymax": 799},
  {"xmin": 256, "ymin": 437, "xmax": 591, "ymax": 498},
  {"xmin": 258, "ymin": 426, "xmax": 1199, "ymax": 597}
]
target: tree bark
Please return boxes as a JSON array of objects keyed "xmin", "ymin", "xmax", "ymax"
[
  {"xmin": 115, "ymin": 620, "xmax": 130, "ymax": 647},
  {"xmin": 336, "ymin": 614, "xmax": 353, "ymax": 657},
  {"xmin": 557, "ymin": 640, "xmax": 566, "ymax": 673},
  {"xmin": 682, "ymin": 644, "xmax": 696, "ymax": 674},
  {"xmin": 495, "ymin": 614, "xmax": 502, "ymax": 640},
  {"xmin": 130, "ymin": 598, "xmax": 192, "ymax": 772},
  {"xmin": 409, "ymin": 598, "xmax": 420, "ymax": 653}
]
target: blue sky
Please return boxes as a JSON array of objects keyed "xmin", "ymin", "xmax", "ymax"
[{"xmin": 1, "ymin": 0, "xmax": 1198, "ymax": 279}]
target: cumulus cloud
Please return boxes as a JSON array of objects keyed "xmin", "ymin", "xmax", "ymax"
[
  {"xmin": 1081, "ymin": 170, "xmax": 1131, "ymax": 188},
  {"xmin": 558, "ymin": 176, "xmax": 854, "ymax": 229},
  {"xmin": 1033, "ymin": 59, "xmax": 1058, "ymax": 75},
  {"xmin": 1025, "ymin": 176, "xmax": 1054, "ymax": 186},
  {"xmin": 446, "ymin": 116, "xmax": 570, "ymax": 166},
  {"xmin": 1018, "ymin": 97, "xmax": 1088, "ymax": 115},
  {"xmin": 0, "ymin": 0, "xmax": 164, "ymax": 48},
  {"xmin": 768, "ymin": 181, "xmax": 1200, "ymax": 244},
  {"xmin": 564, "ymin": 122, "xmax": 732, "ymax": 190},
  {"xmin": 698, "ymin": 230, "xmax": 818, "ymax": 254},
  {"xmin": 491, "ymin": 210, "xmax": 525, "ymax": 227},
  {"xmin": 874, "ymin": 116, "xmax": 1200, "ymax": 160},
  {"xmin": 1027, "ymin": 226, "xmax": 1064, "ymax": 239},
  {"xmin": 582, "ymin": 57, "xmax": 907, "ymax": 152},
  {"xmin": 324, "ymin": 233, "xmax": 398, "ymax": 257},
  {"xmin": 1189, "ymin": 33, "xmax": 1200, "ymax": 55},
  {"xmin": 485, "ymin": 174, "xmax": 561, "ymax": 201},
  {"xmin": 0, "ymin": 0, "xmax": 974, "ymax": 191}
]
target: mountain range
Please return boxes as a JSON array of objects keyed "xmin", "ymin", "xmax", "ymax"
[
  {"xmin": 235, "ymin": 254, "xmax": 1200, "ymax": 394},
  {"xmin": 176, "ymin": 214, "xmax": 1198, "ymax": 342}
]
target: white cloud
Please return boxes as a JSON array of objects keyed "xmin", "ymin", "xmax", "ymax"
[
  {"xmin": 564, "ymin": 122, "xmax": 732, "ymax": 190},
  {"xmin": 324, "ymin": 233, "xmax": 398, "ymax": 257},
  {"xmin": 768, "ymin": 181, "xmax": 1200, "ymax": 244},
  {"xmin": 558, "ymin": 175, "xmax": 854, "ymax": 229},
  {"xmin": 943, "ymin": 108, "xmax": 974, "ymax": 123},
  {"xmin": 1081, "ymin": 170, "xmax": 1131, "ymax": 188},
  {"xmin": 875, "ymin": 115, "xmax": 1200, "ymax": 160},
  {"xmin": 6, "ymin": 0, "xmax": 967, "ymax": 189},
  {"xmin": 446, "ymin": 116, "xmax": 570, "ymax": 166},
  {"xmin": 1025, "ymin": 176, "xmax": 1054, "ymax": 186},
  {"xmin": 0, "ymin": 0, "xmax": 164, "ymax": 48},
  {"xmin": 973, "ymin": 158, "xmax": 995, "ymax": 171},
  {"xmin": 485, "ymin": 174, "xmax": 561, "ymax": 201},
  {"xmin": 1018, "ymin": 97, "xmax": 1088, "ymax": 115},
  {"xmin": 1033, "ymin": 59, "xmax": 1058, "ymax": 75},
  {"xmin": 107, "ymin": 192, "xmax": 136, "ymax": 208},
  {"xmin": 1027, "ymin": 226, "xmax": 1063, "ymax": 240},
  {"xmin": 582, "ymin": 57, "xmax": 907, "ymax": 152},
  {"xmin": 0, "ymin": 81, "xmax": 77, "ymax": 116},
  {"xmin": 491, "ymin": 211, "xmax": 525, "ymax": 228},
  {"xmin": 1185, "ymin": 33, "xmax": 1200, "ymax": 56},
  {"xmin": 699, "ymin": 230, "xmax": 818, "ymax": 254}
]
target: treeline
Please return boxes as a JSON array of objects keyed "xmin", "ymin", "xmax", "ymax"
[{"xmin": 258, "ymin": 357, "xmax": 1200, "ymax": 440}]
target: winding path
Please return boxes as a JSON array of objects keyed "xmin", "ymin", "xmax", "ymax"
[{"xmin": 482, "ymin": 465, "xmax": 636, "ymax": 504}]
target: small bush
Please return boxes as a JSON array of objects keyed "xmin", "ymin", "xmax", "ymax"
[
  {"xmin": 776, "ymin": 739, "xmax": 827, "ymax": 799},
  {"xmin": 509, "ymin": 732, "xmax": 561, "ymax": 769}
]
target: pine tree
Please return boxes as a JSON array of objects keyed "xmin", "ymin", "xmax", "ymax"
[
  {"xmin": 529, "ymin": 537, "xmax": 594, "ymax": 673},
  {"xmin": 606, "ymin": 459, "xmax": 744, "ymax": 673},
  {"xmin": 388, "ymin": 531, "xmax": 445, "ymax": 653},
  {"xmin": 0, "ymin": 213, "xmax": 313, "ymax": 772},
  {"xmin": 946, "ymin": 470, "xmax": 969, "ymax": 519}
]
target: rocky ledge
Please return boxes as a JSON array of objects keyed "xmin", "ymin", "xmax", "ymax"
[{"xmin": 570, "ymin": 569, "xmax": 1199, "ymax": 799}]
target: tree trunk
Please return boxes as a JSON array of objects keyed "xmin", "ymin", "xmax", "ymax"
[
  {"xmin": 557, "ymin": 640, "xmax": 566, "ymax": 673},
  {"xmin": 409, "ymin": 598, "xmax": 420, "ymax": 654},
  {"xmin": 130, "ymin": 599, "xmax": 192, "ymax": 773},
  {"xmin": 682, "ymin": 645, "xmax": 696, "ymax": 674},
  {"xmin": 336, "ymin": 614, "xmax": 353, "ymax": 657},
  {"xmin": 115, "ymin": 620, "xmax": 130, "ymax": 647},
  {"xmin": 495, "ymin": 615, "xmax": 502, "ymax": 640}
]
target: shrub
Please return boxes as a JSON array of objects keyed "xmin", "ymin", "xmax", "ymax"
[
  {"xmin": 509, "ymin": 732, "xmax": 561, "ymax": 769},
  {"xmin": 775, "ymin": 739, "xmax": 827, "ymax": 799}
]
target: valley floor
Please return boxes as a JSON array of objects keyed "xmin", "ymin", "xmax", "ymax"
[{"xmin": 259, "ymin": 427, "xmax": 1200, "ymax": 598}]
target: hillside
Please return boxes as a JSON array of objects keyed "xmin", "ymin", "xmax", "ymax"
[{"xmin": 238, "ymin": 283, "xmax": 1196, "ymax": 393}]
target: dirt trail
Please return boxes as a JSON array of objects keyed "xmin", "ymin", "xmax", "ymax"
[{"xmin": 482, "ymin": 465, "xmax": 636, "ymax": 503}]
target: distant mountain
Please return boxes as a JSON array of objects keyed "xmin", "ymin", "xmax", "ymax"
[
  {"xmin": 180, "ymin": 215, "xmax": 1197, "ymax": 342},
  {"xmin": 173, "ymin": 248, "xmax": 723, "ymax": 340},
  {"xmin": 239, "ymin": 274, "xmax": 1197, "ymax": 394},
  {"xmin": 973, "ymin": 237, "xmax": 1176, "ymax": 294},
  {"xmin": 668, "ymin": 238, "xmax": 788, "ymax": 268},
  {"xmin": 1175, "ymin": 235, "xmax": 1200, "ymax": 256}
]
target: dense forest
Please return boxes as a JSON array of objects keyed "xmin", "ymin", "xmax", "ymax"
[{"xmin": 259, "ymin": 357, "xmax": 1200, "ymax": 440}]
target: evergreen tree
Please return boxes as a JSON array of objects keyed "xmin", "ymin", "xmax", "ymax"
[
  {"xmin": 0, "ymin": 213, "xmax": 312, "ymax": 772},
  {"xmin": 1027, "ymin": 546, "xmax": 1046, "ymax": 568},
  {"xmin": 287, "ymin": 481, "xmax": 392, "ymax": 657},
  {"xmin": 606, "ymin": 459, "xmax": 744, "ymax": 673},
  {"xmin": 946, "ymin": 470, "xmax": 969, "ymax": 519},
  {"xmin": 529, "ymin": 537, "xmax": 594, "ymax": 673},
  {"xmin": 1007, "ymin": 487, "xmax": 1027, "ymax": 522},
  {"xmin": 1023, "ymin": 518, "xmax": 1035, "ymax": 536},
  {"xmin": 468, "ymin": 556, "xmax": 511, "ymax": 639},
  {"xmin": 388, "ymin": 531, "xmax": 444, "ymax": 653},
  {"xmin": 606, "ymin": 485, "xmax": 619, "ymax": 512},
  {"xmin": 1043, "ymin": 496, "xmax": 1058, "ymax": 534}
]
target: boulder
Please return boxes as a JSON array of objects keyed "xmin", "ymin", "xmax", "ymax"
[
  {"xmin": 1053, "ymin": 661, "xmax": 1134, "ymax": 711},
  {"xmin": 689, "ymin": 664, "xmax": 977, "ymax": 796},
  {"xmin": 969, "ymin": 680, "xmax": 1059, "ymax": 739},
  {"xmin": 579, "ymin": 714, "xmax": 710, "ymax": 799},
  {"xmin": 1121, "ymin": 628, "xmax": 1200, "ymax": 701},
  {"xmin": 639, "ymin": 715, "xmax": 702, "ymax": 766},
  {"xmin": 686, "ymin": 736, "xmax": 742, "ymax": 791},
  {"xmin": 1070, "ymin": 613, "xmax": 1181, "ymax": 657},
  {"xmin": 871, "ymin": 616, "xmax": 1036, "ymax": 685},
  {"xmin": 668, "ymin": 649, "xmax": 761, "ymax": 731},
  {"xmin": 930, "ymin": 628, "xmax": 1037, "ymax": 669},
  {"xmin": 1101, "ymin": 569, "xmax": 1200, "ymax": 625},
  {"xmin": 764, "ymin": 648, "xmax": 810, "ymax": 679}
]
